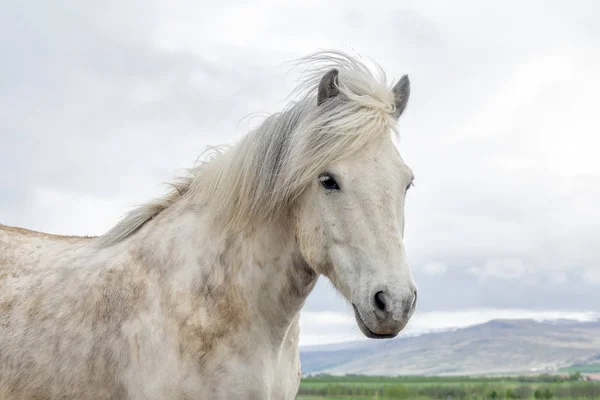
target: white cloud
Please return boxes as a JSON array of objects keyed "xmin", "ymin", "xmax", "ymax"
[
  {"xmin": 584, "ymin": 268, "xmax": 600, "ymax": 285},
  {"xmin": 29, "ymin": 186, "xmax": 154, "ymax": 236},
  {"xmin": 550, "ymin": 272, "xmax": 568, "ymax": 285},
  {"xmin": 423, "ymin": 262, "xmax": 447, "ymax": 276},
  {"xmin": 299, "ymin": 310, "xmax": 362, "ymax": 346},
  {"xmin": 469, "ymin": 259, "xmax": 527, "ymax": 280}
]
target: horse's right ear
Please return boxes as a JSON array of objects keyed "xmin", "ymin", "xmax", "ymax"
[{"xmin": 317, "ymin": 69, "xmax": 340, "ymax": 106}]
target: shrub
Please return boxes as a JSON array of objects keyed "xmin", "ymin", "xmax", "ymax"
[
  {"xmin": 383, "ymin": 384, "xmax": 410, "ymax": 398},
  {"xmin": 513, "ymin": 385, "xmax": 532, "ymax": 399}
]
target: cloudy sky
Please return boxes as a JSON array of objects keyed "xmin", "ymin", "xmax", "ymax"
[{"xmin": 2, "ymin": 0, "xmax": 599, "ymax": 346}]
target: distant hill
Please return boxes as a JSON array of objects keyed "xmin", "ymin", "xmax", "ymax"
[{"xmin": 299, "ymin": 319, "xmax": 600, "ymax": 376}]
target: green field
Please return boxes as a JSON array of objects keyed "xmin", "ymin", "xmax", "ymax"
[{"xmin": 296, "ymin": 374, "xmax": 600, "ymax": 399}]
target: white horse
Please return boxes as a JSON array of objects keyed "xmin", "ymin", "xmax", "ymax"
[{"xmin": 0, "ymin": 51, "xmax": 417, "ymax": 399}]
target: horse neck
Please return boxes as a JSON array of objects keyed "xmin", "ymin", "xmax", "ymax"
[{"xmin": 133, "ymin": 198, "xmax": 318, "ymax": 342}]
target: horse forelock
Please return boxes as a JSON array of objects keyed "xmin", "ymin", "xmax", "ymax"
[{"xmin": 97, "ymin": 50, "xmax": 399, "ymax": 246}]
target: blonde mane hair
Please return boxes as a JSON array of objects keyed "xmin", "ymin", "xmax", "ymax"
[{"xmin": 98, "ymin": 50, "xmax": 401, "ymax": 246}]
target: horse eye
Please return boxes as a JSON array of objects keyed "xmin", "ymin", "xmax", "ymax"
[{"xmin": 319, "ymin": 174, "xmax": 340, "ymax": 190}]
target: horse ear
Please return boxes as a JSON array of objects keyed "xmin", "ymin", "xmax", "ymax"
[
  {"xmin": 317, "ymin": 69, "xmax": 340, "ymax": 106},
  {"xmin": 392, "ymin": 74, "xmax": 410, "ymax": 118}
]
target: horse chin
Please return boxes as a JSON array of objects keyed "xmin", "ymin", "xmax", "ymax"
[{"xmin": 352, "ymin": 304, "xmax": 398, "ymax": 339}]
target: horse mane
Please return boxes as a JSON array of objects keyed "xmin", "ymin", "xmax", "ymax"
[{"xmin": 97, "ymin": 50, "xmax": 401, "ymax": 247}]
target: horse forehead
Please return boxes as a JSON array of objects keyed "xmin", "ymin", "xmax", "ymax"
[
  {"xmin": 377, "ymin": 145, "xmax": 413, "ymax": 180},
  {"xmin": 341, "ymin": 144, "xmax": 410, "ymax": 182}
]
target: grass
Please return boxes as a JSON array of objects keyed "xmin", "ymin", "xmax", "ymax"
[{"xmin": 296, "ymin": 374, "xmax": 600, "ymax": 399}]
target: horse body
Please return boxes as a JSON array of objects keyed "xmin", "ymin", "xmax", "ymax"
[
  {"xmin": 1, "ymin": 200, "xmax": 313, "ymax": 399},
  {"xmin": 0, "ymin": 51, "xmax": 417, "ymax": 399}
]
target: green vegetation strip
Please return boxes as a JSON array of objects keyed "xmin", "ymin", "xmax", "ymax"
[{"xmin": 298, "ymin": 374, "xmax": 599, "ymax": 399}]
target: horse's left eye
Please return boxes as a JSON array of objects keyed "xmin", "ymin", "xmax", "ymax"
[{"xmin": 319, "ymin": 174, "xmax": 340, "ymax": 190}]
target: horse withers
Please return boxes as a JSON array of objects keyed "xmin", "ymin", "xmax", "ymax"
[{"xmin": 0, "ymin": 51, "xmax": 417, "ymax": 399}]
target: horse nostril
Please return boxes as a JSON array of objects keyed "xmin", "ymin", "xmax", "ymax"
[
  {"xmin": 374, "ymin": 291, "xmax": 387, "ymax": 312},
  {"xmin": 402, "ymin": 289, "xmax": 418, "ymax": 315}
]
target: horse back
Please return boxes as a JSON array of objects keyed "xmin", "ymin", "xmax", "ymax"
[{"xmin": 0, "ymin": 224, "xmax": 129, "ymax": 400}]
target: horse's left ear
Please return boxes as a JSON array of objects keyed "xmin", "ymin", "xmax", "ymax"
[
  {"xmin": 317, "ymin": 69, "xmax": 340, "ymax": 106},
  {"xmin": 392, "ymin": 74, "xmax": 410, "ymax": 119}
]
